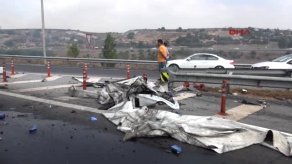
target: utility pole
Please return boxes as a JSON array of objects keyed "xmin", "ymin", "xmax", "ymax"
[{"xmin": 41, "ymin": 0, "xmax": 47, "ymax": 63}]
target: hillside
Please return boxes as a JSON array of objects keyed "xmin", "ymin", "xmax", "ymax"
[{"xmin": 1, "ymin": 27, "xmax": 292, "ymax": 63}]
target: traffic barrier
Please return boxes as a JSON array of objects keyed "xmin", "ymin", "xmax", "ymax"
[
  {"xmin": 167, "ymin": 69, "xmax": 292, "ymax": 89},
  {"xmin": 183, "ymin": 81, "xmax": 190, "ymax": 89},
  {"xmin": 218, "ymin": 80, "xmax": 228, "ymax": 116},
  {"xmin": 47, "ymin": 61, "xmax": 51, "ymax": 77},
  {"xmin": 126, "ymin": 64, "xmax": 130, "ymax": 79},
  {"xmin": 11, "ymin": 59, "xmax": 15, "ymax": 76},
  {"xmin": 194, "ymin": 83, "xmax": 205, "ymax": 91},
  {"xmin": 143, "ymin": 73, "xmax": 148, "ymax": 83},
  {"xmin": 2, "ymin": 63, "xmax": 7, "ymax": 82},
  {"xmin": 83, "ymin": 63, "xmax": 88, "ymax": 90}
]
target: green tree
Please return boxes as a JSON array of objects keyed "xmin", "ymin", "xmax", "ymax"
[
  {"xmin": 176, "ymin": 27, "xmax": 183, "ymax": 32},
  {"xmin": 127, "ymin": 32, "xmax": 135, "ymax": 40},
  {"xmin": 67, "ymin": 43, "xmax": 80, "ymax": 58},
  {"xmin": 138, "ymin": 49, "xmax": 145, "ymax": 60},
  {"xmin": 102, "ymin": 33, "xmax": 117, "ymax": 59}
]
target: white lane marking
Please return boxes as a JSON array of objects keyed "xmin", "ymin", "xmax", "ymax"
[
  {"xmin": 11, "ymin": 74, "xmax": 27, "ymax": 79},
  {"xmin": 54, "ymin": 96, "xmax": 79, "ymax": 101},
  {"xmin": 15, "ymin": 84, "xmax": 80, "ymax": 93},
  {"xmin": 0, "ymin": 75, "xmax": 62, "ymax": 85},
  {"xmin": 0, "ymin": 90, "xmax": 106, "ymax": 114},
  {"xmin": 46, "ymin": 75, "xmax": 61, "ymax": 81},
  {"xmin": 0, "ymin": 79, "xmax": 42, "ymax": 85},
  {"xmin": 174, "ymin": 92, "xmax": 196, "ymax": 101},
  {"xmin": 217, "ymin": 104, "xmax": 263, "ymax": 121}
]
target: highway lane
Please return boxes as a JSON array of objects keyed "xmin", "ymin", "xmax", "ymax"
[
  {"xmin": 0, "ymin": 95, "xmax": 291, "ymax": 164},
  {"xmin": 5, "ymin": 64, "xmax": 160, "ymax": 78}
]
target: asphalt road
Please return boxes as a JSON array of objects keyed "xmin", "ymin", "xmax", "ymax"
[
  {"xmin": 0, "ymin": 64, "xmax": 292, "ymax": 163},
  {"xmin": 1, "ymin": 95, "xmax": 291, "ymax": 164},
  {"xmin": 5, "ymin": 64, "xmax": 159, "ymax": 78}
]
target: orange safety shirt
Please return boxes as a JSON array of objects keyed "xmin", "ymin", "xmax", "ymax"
[{"xmin": 157, "ymin": 45, "xmax": 167, "ymax": 62}]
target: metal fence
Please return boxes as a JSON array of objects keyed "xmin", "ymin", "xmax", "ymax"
[{"xmin": 167, "ymin": 69, "xmax": 292, "ymax": 89}]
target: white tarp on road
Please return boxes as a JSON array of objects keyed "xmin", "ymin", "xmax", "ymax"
[{"xmin": 103, "ymin": 101, "xmax": 292, "ymax": 156}]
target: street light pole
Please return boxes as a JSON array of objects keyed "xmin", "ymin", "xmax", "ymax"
[{"xmin": 41, "ymin": 0, "xmax": 47, "ymax": 63}]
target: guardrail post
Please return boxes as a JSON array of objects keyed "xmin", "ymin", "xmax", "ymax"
[
  {"xmin": 218, "ymin": 80, "xmax": 228, "ymax": 116},
  {"xmin": 143, "ymin": 73, "xmax": 148, "ymax": 83},
  {"xmin": 194, "ymin": 83, "xmax": 205, "ymax": 91},
  {"xmin": 126, "ymin": 64, "xmax": 130, "ymax": 79},
  {"xmin": 83, "ymin": 63, "xmax": 88, "ymax": 90},
  {"xmin": 11, "ymin": 59, "xmax": 15, "ymax": 76},
  {"xmin": 47, "ymin": 61, "xmax": 51, "ymax": 77},
  {"xmin": 183, "ymin": 81, "xmax": 190, "ymax": 89},
  {"xmin": 2, "ymin": 63, "xmax": 7, "ymax": 82}
]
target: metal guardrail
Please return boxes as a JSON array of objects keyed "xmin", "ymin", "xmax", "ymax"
[
  {"xmin": 0, "ymin": 54, "xmax": 251, "ymax": 68},
  {"xmin": 175, "ymin": 68, "xmax": 292, "ymax": 77},
  {"xmin": 0, "ymin": 54, "xmax": 157, "ymax": 65},
  {"xmin": 167, "ymin": 69, "xmax": 292, "ymax": 89}
]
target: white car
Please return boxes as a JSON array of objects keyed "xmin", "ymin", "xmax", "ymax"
[
  {"xmin": 166, "ymin": 53, "xmax": 235, "ymax": 71},
  {"xmin": 251, "ymin": 54, "xmax": 292, "ymax": 69}
]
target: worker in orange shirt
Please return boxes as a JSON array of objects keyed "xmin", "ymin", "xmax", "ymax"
[{"xmin": 157, "ymin": 39, "xmax": 167, "ymax": 72}]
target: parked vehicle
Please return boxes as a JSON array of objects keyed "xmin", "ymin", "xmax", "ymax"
[
  {"xmin": 251, "ymin": 54, "xmax": 292, "ymax": 69},
  {"xmin": 166, "ymin": 53, "xmax": 235, "ymax": 71}
]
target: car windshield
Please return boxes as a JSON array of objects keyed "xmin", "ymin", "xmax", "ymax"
[{"xmin": 272, "ymin": 55, "xmax": 292, "ymax": 62}]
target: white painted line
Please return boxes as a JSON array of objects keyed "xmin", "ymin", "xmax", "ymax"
[
  {"xmin": 0, "ymin": 90, "xmax": 106, "ymax": 114},
  {"xmin": 15, "ymin": 84, "xmax": 80, "ymax": 93},
  {"xmin": 11, "ymin": 74, "xmax": 27, "ymax": 79},
  {"xmin": 54, "ymin": 96, "xmax": 79, "ymax": 101},
  {"xmin": 0, "ymin": 75, "xmax": 62, "ymax": 85},
  {"xmin": 46, "ymin": 75, "xmax": 61, "ymax": 81},
  {"xmin": 174, "ymin": 92, "xmax": 196, "ymax": 101},
  {"xmin": 217, "ymin": 104, "xmax": 263, "ymax": 121},
  {"xmin": 0, "ymin": 79, "xmax": 42, "ymax": 85}
]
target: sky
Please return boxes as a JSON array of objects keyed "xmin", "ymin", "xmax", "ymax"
[{"xmin": 0, "ymin": 0, "xmax": 292, "ymax": 32}]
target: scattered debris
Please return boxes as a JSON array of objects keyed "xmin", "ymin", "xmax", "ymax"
[
  {"xmin": 95, "ymin": 76, "xmax": 179, "ymax": 110},
  {"xmin": 29, "ymin": 125, "xmax": 37, "ymax": 134},
  {"xmin": 17, "ymin": 114, "xmax": 28, "ymax": 118},
  {"xmin": 68, "ymin": 85, "xmax": 79, "ymax": 97},
  {"xmin": 0, "ymin": 137, "xmax": 2, "ymax": 141},
  {"xmin": 71, "ymin": 110, "xmax": 76, "ymax": 114},
  {"xmin": 196, "ymin": 92, "xmax": 202, "ymax": 97},
  {"xmin": 241, "ymin": 89, "xmax": 248, "ymax": 94},
  {"xmin": 241, "ymin": 99, "xmax": 266, "ymax": 106},
  {"xmin": 0, "ymin": 112, "xmax": 5, "ymax": 120},
  {"xmin": 232, "ymin": 92, "xmax": 238, "ymax": 96},
  {"xmin": 90, "ymin": 116, "xmax": 97, "ymax": 121},
  {"xmin": 170, "ymin": 145, "xmax": 182, "ymax": 155},
  {"xmin": 41, "ymin": 78, "xmax": 47, "ymax": 82},
  {"xmin": 103, "ymin": 101, "xmax": 292, "ymax": 156}
]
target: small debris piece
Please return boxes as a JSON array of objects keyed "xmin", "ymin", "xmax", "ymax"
[
  {"xmin": 170, "ymin": 145, "xmax": 182, "ymax": 155},
  {"xmin": 0, "ymin": 112, "xmax": 5, "ymax": 120},
  {"xmin": 29, "ymin": 125, "xmax": 37, "ymax": 134},
  {"xmin": 241, "ymin": 89, "xmax": 248, "ymax": 94},
  {"xmin": 91, "ymin": 116, "xmax": 97, "ymax": 121},
  {"xmin": 232, "ymin": 92, "xmax": 238, "ymax": 96},
  {"xmin": 196, "ymin": 92, "xmax": 202, "ymax": 97},
  {"xmin": 17, "ymin": 114, "xmax": 28, "ymax": 118},
  {"xmin": 71, "ymin": 110, "xmax": 76, "ymax": 114}
]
